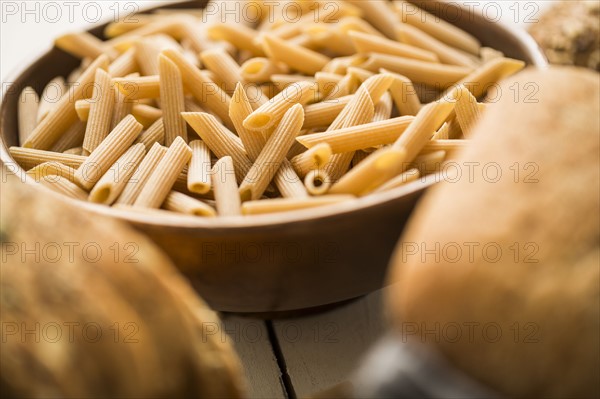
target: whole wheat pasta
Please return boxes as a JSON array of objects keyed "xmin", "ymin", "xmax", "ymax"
[
  {"xmin": 131, "ymin": 104, "xmax": 163, "ymax": 128},
  {"xmin": 410, "ymin": 150, "xmax": 447, "ymax": 174},
  {"xmin": 421, "ymin": 139, "xmax": 469, "ymax": 153},
  {"xmin": 361, "ymin": 53, "xmax": 473, "ymax": 89},
  {"xmin": 18, "ymin": 87, "xmax": 39, "ymax": 145},
  {"xmin": 134, "ymin": 118, "xmax": 165, "ymax": 149},
  {"xmin": 372, "ymin": 92, "xmax": 393, "ymax": 122},
  {"xmin": 9, "ymin": 147, "xmax": 86, "ymax": 170},
  {"xmin": 114, "ymin": 75, "xmax": 161, "ymax": 100},
  {"xmin": 386, "ymin": 70, "xmax": 422, "ymax": 116},
  {"xmin": 133, "ymin": 136, "xmax": 192, "ymax": 208},
  {"xmin": 273, "ymin": 159, "xmax": 309, "ymax": 198},
  {"xmin": 163, "ymin": 49, "xmax": 233, "ymax": 127},
  {"xmin": 392, "ymin": 98, "xmax": 457, "ymax": 164},
  {"xmin": 82, "ymin": 69, "xmax": 115, "ymax": 154},
  {"xmin": 55, "ymin": 32, "xmax": 111, "ymax": 60},
  {"xmin": 240, "ymin": 57, "xmax": 290, "ymax": 84},
  {"xmin": 38, "ymin": 175, "xmax": 89, "ymax": 201},
  {"xmin": 451, "ymin": 57, "xmax": 526, "ymax": 99},
  {"xmin": 348, "ymin": 30, "xmax": 439, "ymax": 63},
  {"xmin": 116, "ymin": 142, "xmax": 167, "ymax": 205},
  {"xmin": 89, "ymin": 143, "xmax": 146, "ymax": 205},
  {"xmin": 24, "ymin": 55, "xmax": 109, "ymax": 150},
  {"xmin": 261, "ymin": 34, "xmax": 331, "ymax": 75},
  {"xmin": 396, "ymin": 24, "xmax": 477, "ymax": 68},
  {"xmin": 454, "ymin": 85, "xmax": 482, "ymax": 137},
  {"xmin": 187, "ymin": 140, "xmax": 212, "ymax": 194},
  {"xmin": 373, "ymin": 168, "xmax": 421, "ymax": 193},
  {"xmin": 200, "ymin": 48, "xmax": 243, "ymax": 94},
  {"xmin": 163, "ymin": 191, "xmax": 217, "ymax": 217},
  {"xmin": 182, "ymin": 112, "xmax": 252, "ymax": 182},
  {"xmin": 26, "ymin": 162, "xmax": 78, "ymax": 183},
  {"xmin": 63, "ymin": 147, "xmax": 83, "ymax": 155},
  {"xmin": 135, "ymin": 35, "xmax": 181, "ymax": 76},
  {"xmin": 211, "ymin": 156, "xmax": 242, "ymax": 216},
  {"xmin": 37, "ymin": 76, "xmax": 68, "ymax": 122},
  {"xmin": 239, "ymin": 104, "xmax": 305, "ymax": 201},
  {"xmin": 297, "ymin": 116, "xmax": 414, "ymax": 153},
  {"xmin": 111, "ymin": 74, "xmax": 136, "ymax": 130},
  {"xmin": 242, "ymin": 195, "xmax": 355, "ymax": 215},
  {"xmin": 304, "ymin": 169, "xmax": 332, "ymax": 196},
  {"xmin": 329, "ymin": 147, "xmax": 407, "ymax": 196},
  {"xmin": 291, "ymin": 143, "xmax": 332, "ymax": 178},
  {"xmin": 345, "ymin": 0, "xmax": 398, "ymax": 39},
  {"xmin": 158, "ymin": 54, "xmax": 187, "ymax": 145},
  {"xmin": 303, "ymin": 95, "xmax": 352, "ymax": 129},
  {"xmin": 393, "ymin": 1, "xmax": 481, "ymax": 55},
  {"xmin": 207, "ymin": 24, "xmax": 266, "ymax": 56},
  {"xmin": 75, "ymin": 115, "xmax": 143, "ymax": 190},
  {"xmin": 243, "ymin": 80, "xmax": 316, "ymax": 131},
  {"xmin": 108, "ymin": 48, "xmax": 138, "ymax": 77},
  {"xmin": 75, "ymin": 99, "xmax": 91, "ymax": 121},
  {"xmin": 315, "ymin": 72, "xmax": 344, "ymax": 97},
  {"xmin": 230, "ymin": 83, "xmax": 266, "ymax": 159}
]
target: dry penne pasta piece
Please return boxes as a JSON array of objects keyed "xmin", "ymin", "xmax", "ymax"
[
  {"xmin": 114, "ymin": 75, "xmax": 160, "ymax": 99},
  {"xmin": 131, "ymin": 104, "xmax": 163, "ymax": 128},
  {"xmin": 9, "ymin": 147, "xmax": 86, "ymax": 170},
  {"xmin": 304, "ymin": 169, "xmax": 332, "ymax": 196},
  {"xmin": 37, "ymin": 76, "xmax": 67, "ymax": 122},
  {"xmin": 162, "ymin": 191, "xmax": 217, "ymax": 217},
  {"xmin": 386, "ymin": 70, "xmax": 422, "ymax": 116},
  {"xmin": 163, "ymin": 49, "xmax": 233, "ymax": 127},
  {"xmin": 347, "ymin": 66, "xmax": 375, "ymax": 82},
  {"xmin": 303, "ymin": 95, "xmax": 352, "ymax": 129},
  {"xmin": 372, "ymin": 92, "xmax": 393, "ymax": 122},
  {"xmin": 273, "ymin": 159, "xmax": 309, "ymax": 198},
  {"xmin": 480, "ymin": 47, "xmax": 504, "ymax": 63},
  {"xmin": 230, "ymin": 83, "xmax": 265, "ymax": 159},
  {"xmin": 421, "ymin": 139, "xmax": 469, "ymax": 153},
  {"xmin": 322, "ymin": 73, "xmax": 353, "ymax": 101},
  {"xmin": 262, "ymin": 34, "xmax": 331, "ymax": 75},
  {"xmin": 396, "ymin": 24, "xmax": 478, "ymax": 68},
  {"xmin": 348, "ymin": 30, "xmax": 439, "ymax": 63},
  {"xmin": 108, "ymin": 48, "xmax": 138, "ymax": 77},
  {"xmin": 315, "ymin": 72, "xmax": 344, "ymax": 97},
  {"xmin": 410, "ymin": 150, "xmax": 447, "ymax": 174},
  {"xmin": 135, "ymin": 35, "xmax": 182, "ymax": 76},
  {"xmin": 452, "ymin": 57, "xmax": 526, "ymax": 99},
  {"xmin": 25, "ymin": 55, "xmax": 109, "ymax": 150},
  {"xmin": 18, "ymin": 87, "xmax": 39, "ymax": 145},
  {"xmin": 271, "ymin": 74, "xmax": 315, "ymax": 91},
  {"xmin": 63, "ymin": 147, "xmax": 83, "ymax": 155},
  {"xmin": 361, "ymin": 53, "xmax": 473, "ymax": 89},
  {"xmin": 454, "ymin": 85, "xmax": 482, "ymax": 137},
  {"xmin": 208, "ymin": 24, "xmax": 266, "ymax": 56},
  {"xmin": 55, "ymin": 32, "xmax": 111, "ymax": 60},
  {"xmin": 241, "ymin": 195, "xmax": 355, "ymax": 215},
  {"xmin": 392, "ymin": 98, "xmax": 456, "ymax": 164},
  {"xmin": 297, "ymin": 116, "xmax": 414, "ymax": 153},
  {"xmin": 116, "ymin": 142, "xmax": 167, "ymax": 205},
  {"xmin": 338, "ymin": 16, "xmax": 386, "ymax": 38},
  {"xmin": 134, "ymin": 136, "xmax": 192, "ymax": 208},
  {"xmin": 82, "ymin": 69, "xmax": 115, "ymax": 154},
  {"xmin": 158, "ymin": 54, "xmax": 187, "ymax": 145},
  {"xmin": 183, "ymin": 112, "xmax": 252, "ymax": 182},
  {"xmin": 211, "ymin": 156, "xmax": 242, "ymax": 216},
  {"xmin": 26, "ymin": 162, "xmax": 78, "ymax": 183},
  {"xmin": 38, "ymin": 175, "xmax": 89, "ymax": 201},
  {"xmin": 240, "ymin": 57, "xmax": 290, "ymax": 84},
  {"xmin": 329, "ymin": 147, "xmax": 407, "ymax": 196},
  {"xmin": 345, "ymin": 0, "xmax": 398, "ymax": 39},
  {"xmin": 373, "ymin": 168, "xmax": 421, "ymax": 193},
  {"xmin": 187, "ymin": 140, "xmax": 212, "ymax": 194},
  {"xmin": 183, "ymin": 97, "xmax": 206, "ymax": 113},
  {"xmin": 322, "ymin": 54, "xmax": 366, "ymax": 75},
  {"xmin": 75, "ymin": 115, "xmax": 143, "ymax": 190},
  {"xmin": 104, "ymin": 15, "xmax": 156, "ymax": 38},
  {"xmin": 200, "ymin": 48, "xmax": 243, "ymax": 94},
  {"xmin": 239, "ymin": 104, "xmax": 305, "ymax": 201},
  {"xmin": 134, "ymin": 118, "xmax": 165, "ymax": 149},
  {"xmin": 303, "ymin": 24, "xmax": 356, "ymax": 57},
  {"xmin": 111, "ymin": 74, "xmax": 136, "ymax": 130},
  {"xmin": 75, "ymin": 99, "xmax": 91, "ymax": 121},
  {"xmin": 89, "ymin": 143, "xmax": 146, "ymax": 205},
  {"xmin": 243, "ymin": 80, "xmax": 316, "ymax": 131},
  {"xmin": 104, "ymin": 18, "xmax": 181, "ymax": 50},
  {"xmin": 393, "ymin": 1, "xmax": 481, "ymax": 54},
  {"xmin": 291, "ymin": 143, "xmax": 332, "ymax": 178}
]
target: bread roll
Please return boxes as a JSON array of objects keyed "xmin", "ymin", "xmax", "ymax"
[
  {"xmin": 0, "ymin": 170, "xmax": 245, "ymax": 398},
  {"xmin": 387, "ymin": 67, "xmax": 599, "ymax": 398}
]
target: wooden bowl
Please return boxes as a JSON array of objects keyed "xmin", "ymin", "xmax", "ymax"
[{"xmin": 0, "ymin": 1, "xmax": 546, "ymax": 314}]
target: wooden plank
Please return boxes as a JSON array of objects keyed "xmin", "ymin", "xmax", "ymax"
[
  {"xmin": 272, "ymin": 290, "xmax": 387, "ymax": 398},
  {"xmin": 221, "ymin": 315, "xmax": 287, "ymax": 399}
]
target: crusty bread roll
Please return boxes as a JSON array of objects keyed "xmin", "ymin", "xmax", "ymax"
[
  {"xmin": 0, "ymin": 171, "xmax": 245, "ymax": 399},
  {"xmin": 387, "ymin": 67, "xmax": 599, "ymax": 398}
]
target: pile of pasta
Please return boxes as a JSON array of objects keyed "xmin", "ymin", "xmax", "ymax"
[{"xmin": 12, "ymin": 0, "xmax": 525, "ymax": 217}]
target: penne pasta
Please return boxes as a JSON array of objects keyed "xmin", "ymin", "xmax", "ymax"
[
  {"xmin": 108, "ymin": 48, "xmax": 138, "ymax": 77},
  {"xmin": 240, "ymin": 57, "xmax": 290, "ymax": 84},
  {"xmin": 104, "ymin": 15, "xmax": 156, "ymax": 38},
  {"xmin": 303, "ymin": 24, "xmax": 356, "ymax": 57},
  {"xmin": 82, "ymin": 68, "xmax": 115, "ymax": 154},
  {"xmin": 315, "ymin": 72, "xmax": 344, "ymax": 97},
  {"xmin": 451, "ymin": 57, "xmax": 526, "ymax": 99},
  {"xmin": 163, "ymin": 191, "xmax": 217, "ymax": 217},
  {"xmin": 116, "ymin": 142, "xmax": 167, "ymax": 206},
  {"xmin": 200, "ymin": 48, "xmax": 243, "ymax": 94},
  {"xmin": 273, "ymin": 159, "xmax": 309, "ymax": 198},
  {"xmin": 18, "ymin": 87, "xmax": 39, "ymax": 145},
  {"xmin": 345, "ymin": 0, "xmax": 398, "ymax": 39},
  {"xmin": 211, "ymin": 156, "xmax": 242, "ymax": 216},
  {"xmin": 304, "ymin": 169, "xmax": 332, "ymax": 196},
  {"xmin": 372, "ymin": 92, "xmax": 394, "ymax": 122},
  {"xmin": 89, "ymin": 143, "xmax": 146, "ymax": 205},
  {"xmin": 134, "ymin": 35, "xmax": 181, "ymax": 76},
  {"xmin": 133, "ymin": 118, "xmax": 165, "ymax": 149},
  {"xmin": 261, "ymin": 34, "xmax": 331, "ymax": 75},
  {"xmin": 75, "ymin": 99, "xmax": 91, "ymax": 121},
  {"xmin": 131, "ymin": 104, "xmax": 163, "ymax": 128},
  {"xmin": 63, "ymin": 147, "xmax": 83, "ymax": 155},
  {"xmin": 37, "ymin": 76, "xmax": 67, "ymax": 122},
  {"xmin": 26, "ymin": 162, "xmax": 78, "ymax": 183},
  {"xmin": 55, "ymin": 32, "xmax": 111, "ymax": 60},
  {"xmin": 348, "ymin": 30, "xmax": 439, "ymax": 63},
  {"xmin": 187, "ymin": 140, "xmax": 212, "ymax": 194},
  {"xmin": 24, "ymin": 55, "xmax": 109, "ymax": 150},
  {"xmin": 373, "ymin": 168, "xmax": 421, "ymax": 193},
  {"xmin": 386, "ymin": 70, "xmax": 422, "ymax": 116},
  {"xmin": 75, "ymin": 115, "xmax": 143, "ymax": 190},
  {"xmin": 241, "ymin": 195, "xmax": 355, "ymax": 215},
  {"xmin": 291, "ymin": 143, "xmax": 332, "ymax": 178},
  {"xmin": 421, "ymin": 139, "xmax": 469, "ymax": 153},
  {"xmin": 303, "ymin": 95, "xmax": 353, "ymax": 129},
  {"xmin": 111, "ymin": 74, "xmax": 136, "ymax": 130},
  {"xmin": 230, "ymin": 83, "xmax": 265, "ymax": 159},
  {"xmin": 114, "ymin": 75, "xmax": 160, "ymax": 100},
  {"xmin": 454, "ymin": 85, "xmax": 482, "ymax": 137},
  {"xmin": 271, "ymin": 74, "xmax": 315, "ymax": 91},
  {"xmin": 134, "ymin": 136, "xmax": 192, "ymax": 208},
  {"xmin": 208, "ymin": 24, "xmax": 266, "ymax": 56},
  {"xmin": 158, "ymin": 54, "xmax": 187, "ymax": 145},
  {"xmin": 411, "ymin": 150, "xmax": 447, "ymax": 174},
  {"xmin": 9, "ymin": 147, "xmax": 86, "ymax": 170},
  {"xmin": 38, "ymin": 174, "xmax": 89, "ymax": 201}
]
